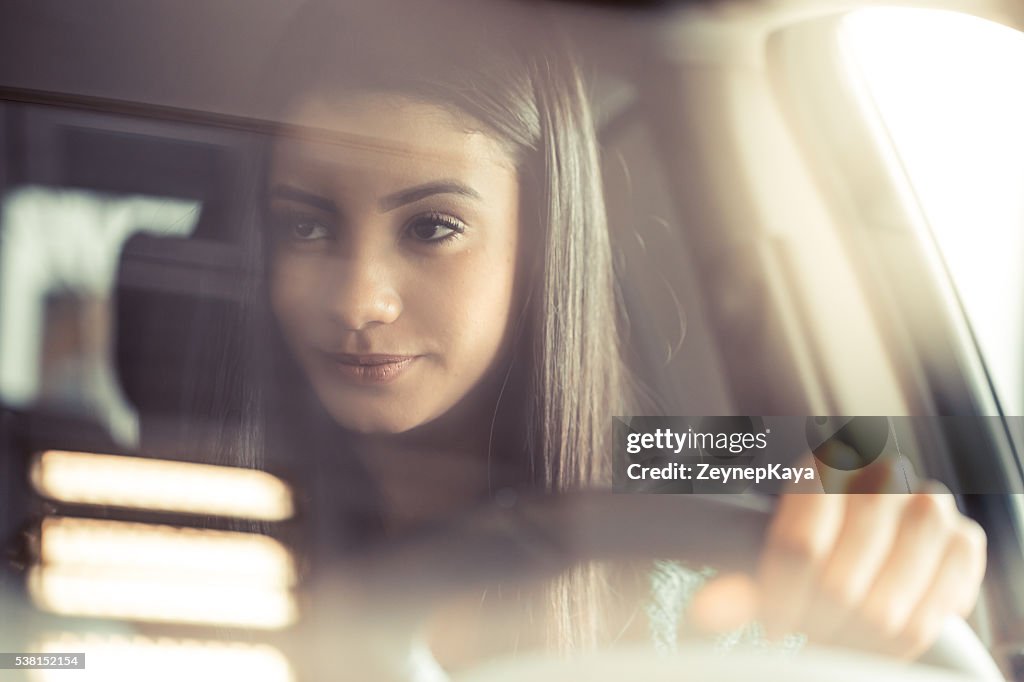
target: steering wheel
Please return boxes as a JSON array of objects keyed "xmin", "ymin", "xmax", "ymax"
[{"xmin": 306, "ymin": 493, "xmax": 1004, "ymax": 681}]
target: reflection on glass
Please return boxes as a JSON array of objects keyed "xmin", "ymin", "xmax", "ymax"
[
  {"xmin": 40, "ymin": 517, "xmax": 296, "ymax": 587},
  {"xmin": 0, "ymin": 188, "xmax": 200, "ymax": 444},
  {"xmin": 28, "ymin": 565, "xmax": 296, "ymax": 630},
  {"xmin": 30, "ymin": 633, "xmax": 295, "ymax": 682},
  {"xmin": 31, "ymin": 450, "xmax": 294, "ymax": 521}
]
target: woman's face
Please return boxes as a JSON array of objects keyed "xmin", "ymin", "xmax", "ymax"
[{"xmin": 268, "ymin": 92, "xmax": 522, "ymax": 435}]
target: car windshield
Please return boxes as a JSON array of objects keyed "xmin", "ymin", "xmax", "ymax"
[{"xmin": 1, "ymin": 1, "xmax": 1022, "ymax": 681}]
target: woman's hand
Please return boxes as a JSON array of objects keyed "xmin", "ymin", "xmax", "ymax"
[{"xmin": 690, "ymin": 461, "xmax": 988, "ymax": 658}]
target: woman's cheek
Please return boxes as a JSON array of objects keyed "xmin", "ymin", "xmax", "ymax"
[
  {"xmin": 269, "ymin": 253, "xmax": 323, "ymax": 351},
  {"xmin": 419, "ymin": 246, "xmax": 517, "ymax": 375}
]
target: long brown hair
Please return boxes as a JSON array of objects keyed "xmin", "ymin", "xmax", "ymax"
[{"xmin": 191, "ymin": 0, "xmax": 626, "ymax": 652}]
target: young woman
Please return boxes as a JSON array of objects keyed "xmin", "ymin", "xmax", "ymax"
[{"xmin": 191, "ymin": 0, "xmax": 988, "ymax": 673}]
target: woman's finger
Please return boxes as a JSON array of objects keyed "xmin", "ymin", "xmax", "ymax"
[
  {"xmin": 798, "ymin": 461, "xmax": 913, "ymax": 643},
  {"xmin": 800, "ymin": 493, "xmax": 904, "ymax": 642},
  {"xmin": 952, "ymin": 518, "xmax": 988, "ymax": 617},
  {"xmin": 877, "ymin": 516, "xmax": 988, "ymax": 658},
  {"xmin": 758, "ymin": 492, "xmax": 844, "ymax": 639},
  {"xmin": 845, "ymin": 493, "xmax": 960, "ymax": 651}
]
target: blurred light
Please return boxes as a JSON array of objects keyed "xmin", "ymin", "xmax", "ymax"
[
  {"xmin": 842, "ymin": 9, "xmax": 1024, "ymax": 414},
  {"xmin": 31, "ymin": 632, "xmax": 295, "ymax": 682},
  {"xmin": 28, "ymin": 565, "xmax": 296, "ymax": 630},
  {"xmin": 40, "ymin": 517, "xmax": 296, "ymax": 588},
  {"xmin": 31, "ymin": 450, "xmax": 294, "ymax": 521}
]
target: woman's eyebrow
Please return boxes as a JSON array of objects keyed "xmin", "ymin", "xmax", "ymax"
[
  {"xmin": 379, "ymin": 181, "xmax": 482, "ymax": 211},
  {"xmin": 269, "ymin": 185, "xmax": 338, "ymax": 214}
]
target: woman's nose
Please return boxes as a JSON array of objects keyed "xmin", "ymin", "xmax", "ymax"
[{"xmin": 322, "ymin": 254, "xmax": 402, "ymax": 331}]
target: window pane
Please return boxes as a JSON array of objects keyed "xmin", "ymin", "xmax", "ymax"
[{"xmin": 842, "ymin": 8, "xmax": 1024, "ymax": 415}]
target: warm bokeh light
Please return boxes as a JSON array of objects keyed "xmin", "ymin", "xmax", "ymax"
[
  {"xmin": 28, "ymin": 565, "xmax": 297, "ymax": 629},
  {"xmin": 842, "ymin": 8, "xmax": 1024, "ymax": 415},
  {"xmin": 31, "ymin": 450, "xmax": 294, "ymax": 520},
  {"xmin": 30, "ymin": 632, "xmax": 295, "ymax": 682},
  {"xmin": 39, "ymin": 517, "xmax": 296, "ymax": 587}
]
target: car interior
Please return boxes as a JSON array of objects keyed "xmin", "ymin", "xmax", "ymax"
[{"xmin": 1, "ymin": 0, "xmax": 1023, "ymax": 680}]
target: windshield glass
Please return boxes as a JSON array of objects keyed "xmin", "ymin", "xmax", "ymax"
[{"xmin": 0, "ymin": 1, "xmax": 1019, "ymax": 680}]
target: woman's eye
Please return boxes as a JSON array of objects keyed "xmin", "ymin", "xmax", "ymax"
[
  {"xmin": 289, "ymin": 218, "xmax": 331, "ymax": 241},
  {"xmin": 406, "ymin": 214, "xmax": 465, "ymax": 244}
]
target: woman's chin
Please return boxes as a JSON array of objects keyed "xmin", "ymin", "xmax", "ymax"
[{"xmin": 323, "ymin": 405, "xmax": 430, "ymax": 436}]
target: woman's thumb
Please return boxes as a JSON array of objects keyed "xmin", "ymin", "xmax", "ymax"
[{"xmin": 689, "ymin": 572, "xmax": 758, "ymax": 634}]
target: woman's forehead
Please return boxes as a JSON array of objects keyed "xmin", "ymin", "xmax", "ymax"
[{"xmin": 271, "ymin": 92, "xmax": 517, "ymax": 182}]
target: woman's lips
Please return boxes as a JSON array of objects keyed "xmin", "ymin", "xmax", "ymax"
[{"xmin": 320, "ymin": 352, "xmax": 420, "ymax": 385}]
